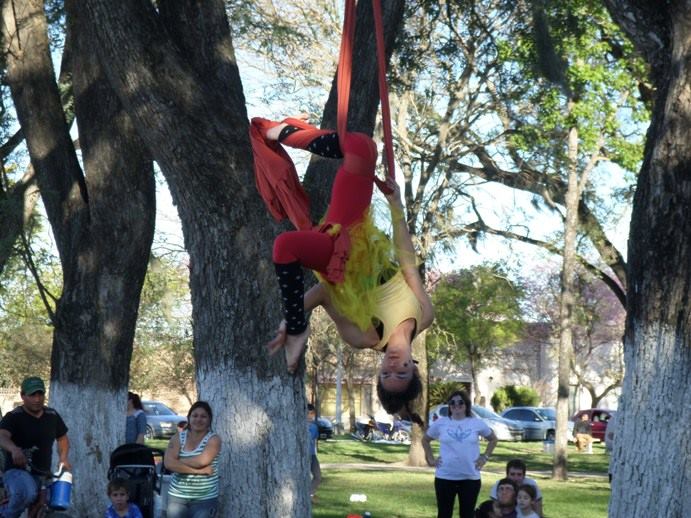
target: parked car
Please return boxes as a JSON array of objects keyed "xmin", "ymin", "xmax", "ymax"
[
  {"xmin": 472, "ymin": 405, "xmax": 524, "ymax": 442},
  {"xmin": 316, "ymin": 416, "xmax": 334, "ymax": 440},
  {"xmin": 571, "ymin": 408, "xmax": 616, "ymax": 442},
  {"xmin": 428, "ymin": 404, "xmax": 524, "ymax": 441},
  {"xmin": 141, "ymin": 400, "xmax": 188, "ymax": 440},
  {"xmin": 500, "ymin": 406, "xmax": 556, "ymax": 441}
]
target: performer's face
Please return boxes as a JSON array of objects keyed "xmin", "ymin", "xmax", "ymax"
[{"xmin": 379, "ymin": 350, "xmax": 415, "ymax": 392}]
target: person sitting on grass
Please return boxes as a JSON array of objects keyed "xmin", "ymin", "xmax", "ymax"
[
  {"xmin": 574, "ymin": 413, "xmax": 593, "ymax": 453},
  {"xmin": 515, "ymin": 484, "xmax": 540, "ymax": 518},
  {"xmin": 476, "ymin": 478, "xmax": 518, "ymax": 518},
  {"xmin": 489, "ymin": 459, "xmax": 542, "ymax": 516},
  {"xmin": 105, "ymin": 478, "xmax": 143, "ymax": 518}
]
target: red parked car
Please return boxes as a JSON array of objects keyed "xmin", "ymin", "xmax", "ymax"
[{"xmin": 571, "ymin": 408, "xmax": 616, "ymax": 441}]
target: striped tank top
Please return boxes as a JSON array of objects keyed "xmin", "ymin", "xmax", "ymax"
[{"xmin": 168, "ymin": 430, "xmax": 220, "ymax": 501}]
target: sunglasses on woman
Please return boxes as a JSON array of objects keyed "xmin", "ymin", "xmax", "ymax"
[{"xmin": 448, "ymin": 399, "xmax": 465, "ymax": 406}]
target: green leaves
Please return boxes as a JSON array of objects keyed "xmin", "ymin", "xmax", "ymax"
[{"xmin": 429, "ymin": 263, "xmax": 524, "ymax": 368}]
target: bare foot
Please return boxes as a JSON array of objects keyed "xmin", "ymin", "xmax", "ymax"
[
  {"xmin": 266, "ymin": 320, "xmax": 287, "ymax": 356},
  {"xmin": 284, "ymin": 326, "xmax": 310, "ymax": 373}
]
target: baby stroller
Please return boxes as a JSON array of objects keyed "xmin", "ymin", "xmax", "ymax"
[{"xmin": 108, "ymin": 444, "xmax": 163, "ymax": 518}]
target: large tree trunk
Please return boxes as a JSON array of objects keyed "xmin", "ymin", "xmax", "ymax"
[
  {"xmin": 553, "ymin": 124, "xmax": 580, "ymax": 481},
  {"xmin": 77, "ymin": 1, "xmax": 321, "ymax": 514},
  {"xmin": 1, "ymin": 1, "xmax": 156, "ymax": 514},
  {"xmin": 74, "ymin": 1, "xmax": 405, "ymax": 513},
  {"xmin": 407, "ymin": 332, "xmax": 428, "ymax": 466},
  {"xmin": 602, "ymin": 3, "xmax": 691, "ymax": 516}
]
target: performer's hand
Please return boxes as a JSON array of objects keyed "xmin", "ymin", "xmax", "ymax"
[
  {"xmin": 266, "ymin": 320, "xmax": 287, "ymax": 355},
  {"xmin": 384, "ymin": 178, "xmax": 403, "ymax": 209},
  {"xmin": 291, "ymin": 112, "xmax": 310, "ymax": 122}
]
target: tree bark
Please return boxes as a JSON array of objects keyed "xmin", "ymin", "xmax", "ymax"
[
  {"xmin": 1, "ymin": 0, "xmax": 156, "ymax": 513},
  {"xmin": 76, "ymin": 1, "xmax": 314, "ymax": 514},
  {"xmin": 553, "ymin": 124, "xmax": 579, "ymax": 481},
  {"xmin": 603, "ymin": 3, "xmax": 691, "ymax": 516},
  {"xmin": 76, "ymin": 0, "xmax": 407, "ymax": 514}
]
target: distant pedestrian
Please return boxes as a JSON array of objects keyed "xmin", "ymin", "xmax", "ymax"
[
  {"xmin": 574, "ymin": 414, "xmax": 593, "ymax": 453},
  {"xmin": 125, "ymin": 392, "xmax": 146, "ymax": 445},
  {"xmin": 307, "ymin": 404, "xmax": 321, "ymax": 500}
]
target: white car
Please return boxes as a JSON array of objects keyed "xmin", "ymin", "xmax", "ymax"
[{"xmin": 428, "ymin": 403, "xmax": 524, "ymax": 441}]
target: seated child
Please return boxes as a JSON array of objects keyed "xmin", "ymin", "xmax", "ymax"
[
  {"xmin": 516, "ymin": 484, "xmax": 540, "ymax": 518},
  {"xmin": 105, "ymin": 478, "xmax": 143, "ymax": 518}
]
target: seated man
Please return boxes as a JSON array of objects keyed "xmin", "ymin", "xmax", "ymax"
[
  {"xmin": 490, "ymin": 459, "xmax": 543, "ymax": 516},
  {"xmin": 0, "ymin": 377, "xmax": 71, "ymax": 518},
  {"xmin": 476, "ymin": 478, "xmax": 517, "ymax": 518},
  {"xmin": 574, "ymin": 413, "xmax": 593, "ymax": 453}
]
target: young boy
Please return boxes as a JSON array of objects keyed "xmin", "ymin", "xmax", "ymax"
[
  {"xmin": 307, "ymin": 404, "xmax": 322, "ymax": 500},
  {"xmin": 105, "ymin": 479, "xmax": 143, "ymax": 518}
]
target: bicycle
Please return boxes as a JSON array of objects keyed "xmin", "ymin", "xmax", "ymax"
[{"xmin": 0, "ymin": 448, "xmax": 73, "ymax": 518}]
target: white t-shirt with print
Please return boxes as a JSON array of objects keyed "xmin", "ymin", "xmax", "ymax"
[{"xmin": 426, "ymin": 416, "xmax": 492, "ymax": 480}]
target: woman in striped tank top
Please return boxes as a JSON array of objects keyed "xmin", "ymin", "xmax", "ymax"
[{"xmin": 164, "ymin": 401, "xmax": 222, "ymax": 517}]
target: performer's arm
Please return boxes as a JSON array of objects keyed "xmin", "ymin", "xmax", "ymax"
[{"xmin": 385, "ymin": 179, "xmax": 434, "ymax": 331}]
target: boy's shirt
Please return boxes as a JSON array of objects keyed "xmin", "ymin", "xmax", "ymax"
[{"xmin": 105, "ymin": 502, "xmax": 143, "ymax": 518}]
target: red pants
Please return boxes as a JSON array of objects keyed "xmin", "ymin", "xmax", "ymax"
[{"xmin": 272, "ymin": 130, "xmax": 377, "ymax": 275}]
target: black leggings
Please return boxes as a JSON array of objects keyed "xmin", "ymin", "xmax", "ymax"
[{"xmin": 434, "ymin": 477, "xmax": 481, "ymax": 518}]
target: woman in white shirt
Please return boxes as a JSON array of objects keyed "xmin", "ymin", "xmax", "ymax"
[{"xmin": 422, "ymin": 390, "xmax": 498, "ymax": 518}]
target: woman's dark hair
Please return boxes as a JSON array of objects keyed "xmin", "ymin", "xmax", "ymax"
[
  {"xmin": 447, "ymin": 390, "xmax": 472, "ymax": 417},
  {"xmin": 188, "ymin": 400, "xmax": 213, "ymax": 427},
  {"xmin": 127, "ymin": 391, "xmax": 143, "ymax": 410},
  {"xmin": 376, "ymin": 370, "xmax": 423, "ymax": 425}
]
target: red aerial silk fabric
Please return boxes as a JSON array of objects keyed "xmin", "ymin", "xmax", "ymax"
[{"xmin": 249, "ymin": 0, "xmax": 396, "ymax": 232}]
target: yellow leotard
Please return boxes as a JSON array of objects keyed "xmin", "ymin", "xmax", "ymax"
[{"xmin": 371, "ymin": 271, "xmax": 423, "ymax": 351}]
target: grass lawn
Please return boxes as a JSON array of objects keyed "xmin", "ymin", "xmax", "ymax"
[
  {"xmin": 147, "ymin": 435, "xmax": 611, "ymax": 517},
  {"xmin": 318, "ymin": 435, "xmax": 610, "ymax": 473},
  {"xmin": 314, "ymin": 436, "xmax": 611, "ymax": 518}
]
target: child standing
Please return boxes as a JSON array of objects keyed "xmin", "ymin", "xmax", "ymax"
[
  {"xmin": 105, "ymin": 479, "xmax": 143, "ymax": 518},
  {"xmin": 516, "ymin": 484, "xmax": 540, "ymax": 518},
  {"xmin": 307, "ymin": 403, "xmax": 322, "ymax": 501}
]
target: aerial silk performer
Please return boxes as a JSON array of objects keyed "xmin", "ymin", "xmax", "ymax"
[{"xmin": 249, "ymin": 0, "xmax": 433, "ymax": 417}]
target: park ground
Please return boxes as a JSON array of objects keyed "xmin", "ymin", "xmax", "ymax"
[
  {"xmin": 311, "ymin": 436, "xmax": 610, "ymax": 518},
  {"xmin": 149, "ymin": 435, "xmax": 611, "ymax": 517}
]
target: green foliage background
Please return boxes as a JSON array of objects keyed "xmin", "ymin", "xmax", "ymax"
[{"xmin": 490, "ymin": 384, "xmax": 540, "ymax": 412}]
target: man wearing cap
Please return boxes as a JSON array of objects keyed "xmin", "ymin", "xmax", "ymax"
[{"xmin": 0, "ymin": 377, "xmax": 70, "ymax": 518}]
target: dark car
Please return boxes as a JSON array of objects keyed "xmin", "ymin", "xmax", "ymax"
[
  {"xmin": 571, "ymin": 408, "xmax": 616, "ymax": 441},
  {"xmin": 142, "ymin": 400, "xmax": 188, "ymax": 440},
  {"xmin": 501, "ymin": 406, "xmax": 556, "ymax": 441},
  {"xmin": 316, "ymin": 417, "xmax": 334, "ymax": 440}
]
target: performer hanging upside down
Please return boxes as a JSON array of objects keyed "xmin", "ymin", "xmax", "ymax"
[{"xmin": 250, "ymin": 114, "xmax": 434, "ymax": 416}]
